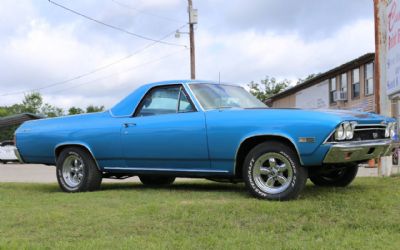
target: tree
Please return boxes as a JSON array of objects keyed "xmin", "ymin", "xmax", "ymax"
[
  {"xmin": 296, "ymin": 73, "xmax": 320, "ymax": 85},
  {"xmin": 248, "ymin": 76, "xmax": 290, "ymax": 102},
  {"xmin": 21, "ymin": 92, "xmax": 43, "ymax": 114},
  {"xmin": 68, "ymin": 107, "xmax": 84, "ymax": 115},
  {"xmin": 41, "ymin": 103, "xmax": 64, "ymax": 117},
  {"xmin": 86, "ymin": 105, "xmax": 105, "ymax": 113}
]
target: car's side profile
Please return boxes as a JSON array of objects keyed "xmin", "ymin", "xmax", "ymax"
[{"xmin": 14, "ymin": 80, "xmax": 396, "ymax": 200}]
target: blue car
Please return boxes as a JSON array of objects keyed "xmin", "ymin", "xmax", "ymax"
[{"xmin": 14, "ymin": 80, "xmax": 396, "ymax": 200}]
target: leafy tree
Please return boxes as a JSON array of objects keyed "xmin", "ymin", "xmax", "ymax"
[
  {"xmin": 86, "ymin": 105, "xmax": 105, "ymax": 113},
  {"xmin": 248, "ymin": 76, "xmax": 290, "ymax": 102},
  {"xmin": 21, "ymin": 92, "xmax": 43, "ymax": 114},
  {"xmin": 0, "ymin": 107, "xmax": 11, "ymax": 117},
  {"xmin": 68, "ymin": 107, "xmax": 84, "ymax": 115},
  {"xmin": 41, "ymin": 103, "xmax": 64, "ymax": 117},
  {"xmin": 296, "ymin": 73, "xmax": 320, "ymax": 85},
  {"xmin": 0, "ymin": 93, "xmax": 65, "ymax": 140}
]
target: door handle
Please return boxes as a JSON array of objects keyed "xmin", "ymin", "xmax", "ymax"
[{"xmin": 124, "ymin": 123, "xmax": 136, "ymax": 128}]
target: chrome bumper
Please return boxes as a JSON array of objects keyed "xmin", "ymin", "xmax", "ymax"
[
  {"xmin": 323, "ymin": 139, "xmax": 395, "ymax": 164},
  {"xmin": 14, "ymin": 148, "xmax": 24, "ymax": 163}
]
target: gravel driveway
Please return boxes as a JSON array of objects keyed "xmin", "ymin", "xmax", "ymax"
[
  {"xmin": 0, "ymin": 163, "xmax": 134, "ymax": 183},
  {"xmin": 0, "ymin": 163, "xmax": 379, "ymax": 183}
]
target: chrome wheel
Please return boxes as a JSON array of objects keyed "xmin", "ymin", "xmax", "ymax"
[
  {"xmin": 252, "ymin": 152, "xmax": 293, "ymax": 194},
  {"xmin": 62, "ymin": 155, "xmax": 84, "ymax": 188}
]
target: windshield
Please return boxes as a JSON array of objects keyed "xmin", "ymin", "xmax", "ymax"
[{"xmin": 190, "ymin": 84, "xmax": 267, "ymax": 110}]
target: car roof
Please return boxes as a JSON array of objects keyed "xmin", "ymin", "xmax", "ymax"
[
  {"xmin": 140, "ymin": 80, "xmax": 217, "ymax": 88},
  {"xmin": 110, "ymin": 80, "xmax": 243, "ymax": 117}
]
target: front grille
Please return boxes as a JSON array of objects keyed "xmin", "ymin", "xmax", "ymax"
[
  {"xmin": 352, "ymin": 129, "xmax": 386, "ymax": 141},
  {"xmin": 326, "ymin": 124, "xmax": 387, "ymax": 142}
]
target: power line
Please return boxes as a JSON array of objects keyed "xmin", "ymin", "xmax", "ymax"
[
  {"xmin": 0, "ymin": 24, "xmax": 187, "ymax": 97},
  {"xmin": 48, "ymin": 0, "xmax": 186, "ymax": 47},
  {"xmin": 49, "ymin": 48, "xmax": 186, "ymax": 94},
  {"xmin": 111, "ymin": 0, "xmax": 185, "ymax": 23}
]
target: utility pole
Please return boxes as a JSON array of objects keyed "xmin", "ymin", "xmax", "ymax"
[
  {"xmin": 188, "ymin": 0, "xmax": 197, "ymax": 79},
  {"xmin": 175, "ymin": 1, "xmax": 197, "ymax": 79}
]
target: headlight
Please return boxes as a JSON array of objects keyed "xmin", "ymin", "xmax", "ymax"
[
  {"xmin": 335, "ymin": 121, "xmax": 357, "ymax": 141},
  {"xmin": 386, "ymin": 122, "xmax": 397, "ymax": 139},
  {"xmin": 335, "ymin": 122, "xmax": 346, "ymax": 140}
]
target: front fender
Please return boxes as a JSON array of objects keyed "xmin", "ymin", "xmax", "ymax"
[
  {"xmin": 54, "ymin": 141, "xmax": 101, "ymax": 171},
  {"xmin": 237, "ymin": 131, "xmax": 303, "ymax": 164}
]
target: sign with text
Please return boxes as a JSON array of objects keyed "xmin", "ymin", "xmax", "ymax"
[{"xmin": 387, "ymin": 0, "xmax": 400, "ymax": 95}]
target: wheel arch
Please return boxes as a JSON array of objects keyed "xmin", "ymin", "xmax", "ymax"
[
  {"xmin": 234, "ymin": 134, "xmax": 302, "ymax": 178},
  {"xmin": 54, "ymin": 142, "xmax": 101, "ymax": 171}
]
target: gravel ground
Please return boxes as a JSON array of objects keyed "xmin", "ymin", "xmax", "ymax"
[{"xmin": 0, "ymin": 163, "xmax": 380, "ymax": 183}]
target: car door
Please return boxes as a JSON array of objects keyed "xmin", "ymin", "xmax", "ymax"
[{"xmin": 121, "ymin": 85, "xmax": 210, "ymax": 171}]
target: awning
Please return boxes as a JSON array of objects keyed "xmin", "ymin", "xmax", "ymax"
[{"xmin": 0, "ymin": 113, "xmax": 44, "ymax": 129}]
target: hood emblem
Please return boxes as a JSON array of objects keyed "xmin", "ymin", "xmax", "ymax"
[{"xmin": 372, "ymin": 132, "xmax": 378, "ymax": 139}]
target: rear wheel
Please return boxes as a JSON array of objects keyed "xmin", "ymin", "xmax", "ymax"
[
  {"xmin": 56, "ymin": 147, "xmax": 102, "ymax": 192},
  {"xmin": 309, "ymin": 164, "xmax": 358, "ymax": 187},
  {"xmin": 139, "ymin": 175, "xmax": 175, "ymax": 186},
  {"xmin": 243, "ymin": 142, "xmax": 308, "ymax": 201}
]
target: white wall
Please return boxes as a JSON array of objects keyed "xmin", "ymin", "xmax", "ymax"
[{"xmin": 295, "ymin": 80, "xmax": 329, "ymax": 109}]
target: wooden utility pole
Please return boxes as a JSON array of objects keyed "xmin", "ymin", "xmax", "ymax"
[{"xmin": 188, "ymin": 0, "xmax": 196, "ymax": 79}]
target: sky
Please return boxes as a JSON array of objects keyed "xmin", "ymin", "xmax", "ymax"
[{"xmin": 0, "ymin": 0, "xmax": 375, "ymax": 110}]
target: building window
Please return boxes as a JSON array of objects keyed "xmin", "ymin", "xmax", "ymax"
[
  {"xmin": 365, "ymin": 63, "xmax": 374, "ymax": 96},
  {"xmin": 330, "ymin": 77, "xmax": 336, "ymax": 103},
  {"xmin": 352, "ymin": 68, "xmax": 360, "ymax": 98},
  {"xmin": 340, "ymin": 73, "xmax": 347, "ymax": 93}
]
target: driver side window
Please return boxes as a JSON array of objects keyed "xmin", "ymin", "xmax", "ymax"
[{"xmin": 136, "ymin": 86, "xmax": 195, "ymax": 117}]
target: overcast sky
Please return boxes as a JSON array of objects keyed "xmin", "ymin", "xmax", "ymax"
[{"xmin": 0, "ymin": 0, "xmax": 375, "ymax": 110}]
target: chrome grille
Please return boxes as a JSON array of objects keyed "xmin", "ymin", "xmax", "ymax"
[
  {"xmin": 353, "ymin": 124, "xmax": 386, "ymax": 141},
  {"xmin": 326, "ymin": 124, "xmax": 387, "ymax": 142}
]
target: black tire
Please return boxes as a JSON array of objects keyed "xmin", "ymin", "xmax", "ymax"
[
  {"xmin": 243, "ymin": 141, "xmax": 308, "ymax": 201},
  {"xmin": 56, "ymin": 147, "xmax": 102, "ymax": 192},
  {"xmin": 0, "ymin": 160, "xmax": 5, "ymax": 164},
  {"xmin": 309, "ymin": 164, "xmax": 358, "ymax": 187},
  {"xmin": 139, "ymin": 175, "xmax": 176, "ymax": 186}
]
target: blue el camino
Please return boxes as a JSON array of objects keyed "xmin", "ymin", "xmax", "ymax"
[{"xmin": 14, "ymin": 80, "xmax": 396, "ymax": 200}]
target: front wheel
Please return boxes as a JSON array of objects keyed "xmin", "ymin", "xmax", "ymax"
[
  {"xmin": 309, "ymin": 164, "xmax": 358, "ymax": 187},
  {"xmin": 56, "ymin": 147, "xmax": 102, "ymax": 192},
  {"xmin": 243, "ymin": 142, "xmax": 308, "ymax": 201}
]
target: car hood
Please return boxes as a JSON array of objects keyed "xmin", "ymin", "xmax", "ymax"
[
  {"xmin": 217, "ymin": 108, "xmax": 393, "ymax": 125},
  {"xmin": 302, "ymin": 109, "xmax": 390, "ymax": 123}
]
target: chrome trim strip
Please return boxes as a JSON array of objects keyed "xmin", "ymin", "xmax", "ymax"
[
  {"xmin": 326, "ymin": 139, "xmax": 391, "ymax": 145},
  {"xmin": 326, "ymin": 139, "xmax": 392, "ymax": 148},
  {"xmin": 355, "ymin": 124, "xmax": 387, "ymax": 127},
  {"xmin": 323, "ymin": 129, "xmax": 336, "ymax": 144},
  {"xmin": 354, "ymin": 128, "xmax": 386, "ymax": 131},
  {"xmin": 103, "ymin": 167, "xmax": 229, "ymax": 173},
  {"xmin": 185, "ymin": 83, "xmax": 205, "ymax": 112}
]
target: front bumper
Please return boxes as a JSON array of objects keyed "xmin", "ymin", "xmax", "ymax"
[
  {"xmin": 14, "ymin": 148, "xmax": 25, "ymax": 163},
  {"xmin": 323, "ymin": 139, "xmax": 395, "ymax": 164}
]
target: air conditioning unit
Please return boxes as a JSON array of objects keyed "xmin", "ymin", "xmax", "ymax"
[{"xmin": 333, "ymin": 91, "xmax": 348, "ymax": 102}]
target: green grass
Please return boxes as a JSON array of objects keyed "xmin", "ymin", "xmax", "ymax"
[{"xmin": 0, "ymin": 178, "xmax": 399, "ymax": 250}]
